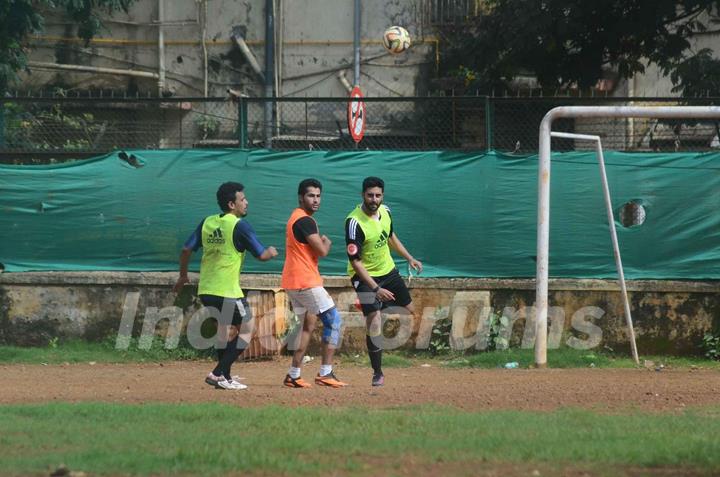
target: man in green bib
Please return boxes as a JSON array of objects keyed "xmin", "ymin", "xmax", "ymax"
[
  {"xmin": 174, "ymin": 182, "xmax": 278, "ymax": 390},
  {"xmin": 345, "ymin": 176, "xmax": 422, "ymax": 386}
]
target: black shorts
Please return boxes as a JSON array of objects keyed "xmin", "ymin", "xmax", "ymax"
[
  {"xmin": 199, "ymin": 295, "xmax": 251, "ymax": 326},
  {"xmin": 350, "ymin": 268, "xmax": 412, "ymax": 316}
]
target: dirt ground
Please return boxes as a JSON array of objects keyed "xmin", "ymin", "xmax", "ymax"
[{"xmin": 1, "ymin": 359, "xmax": 719, "ymax": 412}]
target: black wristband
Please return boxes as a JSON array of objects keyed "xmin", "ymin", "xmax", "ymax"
[{"xmin": 372, "ymin": 285, "xmax": 380, "ymax": 293}]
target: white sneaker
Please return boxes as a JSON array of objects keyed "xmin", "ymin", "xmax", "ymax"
[
  {"xmin": 205, "ymin": 373, "xmax": 247, "ymax": 390},
  {"xmin": 228, "ymin": 379, "xmax": 248, "ymax": 390},
  {"xmin": 216, "ymin": 378, "xmax": 246, "ymax": 390}
]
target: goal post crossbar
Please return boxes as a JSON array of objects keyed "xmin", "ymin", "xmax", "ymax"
[{"xmin": 535, "ymin": 106, "xmax": 720, "ymax": 368}]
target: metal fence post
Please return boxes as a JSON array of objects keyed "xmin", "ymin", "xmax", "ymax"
[
  {"xmin": 485, "ymin": 96, "xmax": 494, "ymax": 151},
  {"xmin": 451, "ymin": 97, "xmax": 457, "ymax": 145},
  {"xmin": 179, "ymin": 111, "xmax": 183, "ymax": 148},
  {"xmin": 0, "ymin": 102, "xmax": 5, "ymax": 149},
  {"xmin": 237, "ymin": 96, "xmax": 248, "ymax": 148}
]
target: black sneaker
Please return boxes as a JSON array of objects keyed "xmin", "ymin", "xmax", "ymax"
[
  {"xmin": 283, "ymin": 374, "xmax": 312, "ymax": 388},
  {"xmin": 315, "ymin": 371, "xmax": 349, "ymax": 387}
]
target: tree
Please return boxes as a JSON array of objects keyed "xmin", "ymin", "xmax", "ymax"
[
  {"xmin": 439, "ymin": 0, "xmax": 720, "ymax": 95},
  {"xmin": 0, "ymin": 0, "xmax": 136, "ymax": 94}
]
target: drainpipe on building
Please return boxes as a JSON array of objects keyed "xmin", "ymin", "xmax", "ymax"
[
  {"xmin": 274, "ymin": 0, "xmax": 283, "ymax": 136},
  {"xmin": 337, "ymin": 70, "xmax": 353, "ymax": 94},
  {"xmin": 231, "ymin": 34, "xmax": 265, "ymax": 82},
  {"xmin": 157, "ymin": 0, "xmax": 165, "ymax": 96},
  {"xmin": 27, "ymin": 62, "xmax": 160, "ymax": 79},
  {"xmin": 264, "ymin": 0, "xmax": 275, "ymax": 149},
  {"xmin": 353, "ymin": 0, "xmax": 361, "ymax": 87},
  {"xmin": 627, "ymin": 75, "xmax": 636, "ymax": 150},
  {"xmin": 202, "ymin": 0, "xmax": 209, "ymax": 97}
]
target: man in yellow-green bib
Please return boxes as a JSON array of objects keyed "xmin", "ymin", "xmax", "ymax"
[
  {"xmin": 345, "ymin": 176, "xmax": 422, "ymax": 387},
  {"xmin": 174, "ymin": 182, "xmax": 278, "ymax": 390}
]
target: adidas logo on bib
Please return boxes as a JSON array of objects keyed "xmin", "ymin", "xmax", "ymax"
[{"xmin": 207, "ymin": 228, "xmax": 225, "ymax": 244}]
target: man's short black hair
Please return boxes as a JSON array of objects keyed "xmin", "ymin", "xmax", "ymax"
[
  {"xmin": 216, "ymin": 182, "xmax": 244, "ymax": 212},
  {"xmin": 362, "ymin": 176, "xmax": 384, "ymax": 192},
  {"xmin": 298, "ymin": 178, "xmax": 322, "ymax": 196}
]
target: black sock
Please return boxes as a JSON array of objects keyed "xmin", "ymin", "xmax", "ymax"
[
  {"xmin": 211, "ymin": 360, "xmax": 224, "ymax": 377},
  {"xmin": 366, "ymin": 334, "xmax": 383, "ymax": 375},
  {"xmin": 211, "ymin": 351, "xmax": 226, "ymax": 377},
  {"xmin": 216, "ymin": 335, "xmax": 243, "ymax": 379}
]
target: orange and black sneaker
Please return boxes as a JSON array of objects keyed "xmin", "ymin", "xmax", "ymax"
[
  {"xmin": 315, "ymin": 371, "xmax": 349, "ymax": 388},
  {"xmin": 284, "ymin": 374, "xmax": 311, "ymax": 388}
]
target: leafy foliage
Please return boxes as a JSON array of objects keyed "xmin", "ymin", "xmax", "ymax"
[
  {"xmin": 484, "ymin": 311, "xmax": 510, "ymax": 351},
  {"xmin": 194, "ymin": 115, "xmax": 221, "ymax": 140},
  {"xmin": 3, "ymin": 99, "xmax": 104, "ymax": 151},
  {"xmin": 670, "ymin": 48, "xmax": 720, "ymax": 98},
  {"xmin": 428, "ymin": 308, "xmax": 511, "ymax": 355},
  {"xmin": 439, "ymin": 0, "xmax": 720, "ymax": 94},
  {"xmin": 429, "ymin": 308, "xmax": 452, "ymax": 355},
  {"xmin": 0, "ymin": 0, "xmax": 136, "ymax": 94},
  {"xmin": 701, "ymin": 333, "xmax": 720, "ymax": 360}
]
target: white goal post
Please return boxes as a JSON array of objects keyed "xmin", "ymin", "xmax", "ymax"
[{"xmin": 535, "ymin": 106, "xmax": 720, "ymax": 368}]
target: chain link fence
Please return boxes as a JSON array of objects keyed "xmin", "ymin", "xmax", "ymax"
[
  {"xmin": 2, "ymin": 94, "xmax": 719, "ymax": 161},
  {"xmin": 0, "ymin": 97, "xmax": 239, "ymax": 162}
]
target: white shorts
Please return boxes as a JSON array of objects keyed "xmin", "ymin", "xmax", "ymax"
[{"xmin": 286, "ymin": 287, "xmax": 335, "ymax": 316}]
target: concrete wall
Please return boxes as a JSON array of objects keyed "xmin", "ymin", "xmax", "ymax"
[
  {"xmin": 18, "ymin": 3, "xmax": 720, "ymax": 101},
  {"xmin": 20, "ymin": 0, "xmax": 434, "ymax": 98},
  {"xmin": 631, "ymin": 25, "xmax": 720, "ymax": 98},
  {"xmin": 1, "ymin": 272, "xmax": 718, "ymax": 356}
]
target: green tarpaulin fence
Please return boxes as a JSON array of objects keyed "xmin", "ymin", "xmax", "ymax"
[{"xmin": 1, "ymin": 149, "xmax": 719, "ymax": 279}]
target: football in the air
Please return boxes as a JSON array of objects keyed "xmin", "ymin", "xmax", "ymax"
[{"xmin": 382, "ymin": 26, "xmax": 411, "ymax": 54}]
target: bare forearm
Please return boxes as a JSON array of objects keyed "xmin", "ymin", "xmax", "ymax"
[
  {"xmin": 174, "ymin": 248, "xmax": 193, "ymax": 293},
  {"xmin": 389, "ymin": 234, "xmax": 423, "ymax": 274},
  {"xmin": 351, "ymin": 258, "xmax": 396, "ymax": 302},
  {"xmin": 389, "ymin": 234, "xmax": 414, "ymax": 262},
  {"xmin": 307, "ymin": 234, "xmax": 331, "ymax": 257},
  {"xmin": 258, "ymin": 246, "xmax": 279, "ymax": 261},
  {"xmin": 178, "ymin": 248, "xmax": 192, "ymax": 276},
  {"xmin": 319, "ymin": 236, "xmax": 331, "ymax": 256},
  {"xmin": 351, "ymin": 260, "xmax": 379, "ymax": 289}
]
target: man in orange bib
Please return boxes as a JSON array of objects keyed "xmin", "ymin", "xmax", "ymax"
[{"xmin": 281, "ymin": 178, "xmax": 348, "ymax": 388}]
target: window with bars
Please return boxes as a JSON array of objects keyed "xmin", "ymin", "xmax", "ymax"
[{"xmin": 426, "ymin": 0, "xmax": 481, "ymax": 26}]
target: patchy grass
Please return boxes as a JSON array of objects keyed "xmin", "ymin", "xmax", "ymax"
[
  {"xmin": 410, "ymin": 347, "xmax": 720, "ymax": 370},
  {"xmin": 0, "ymin": 337, "xmax": 213, "ymax": 364},
  {"xmin": 341, "ymin": 351, "xmax": 414, "ymax": 368},
  {"xmin": 1, "ymin": 340, "xmax": 717, "ymax": 371},
  {"xmin": 0, "ymin": 403, "xmax": 719, "ymax": 476}
]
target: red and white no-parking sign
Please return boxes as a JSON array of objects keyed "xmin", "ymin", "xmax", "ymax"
[{"xmin": 347, "ymin": 86, "xmax": 366, "ymax": 143}]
